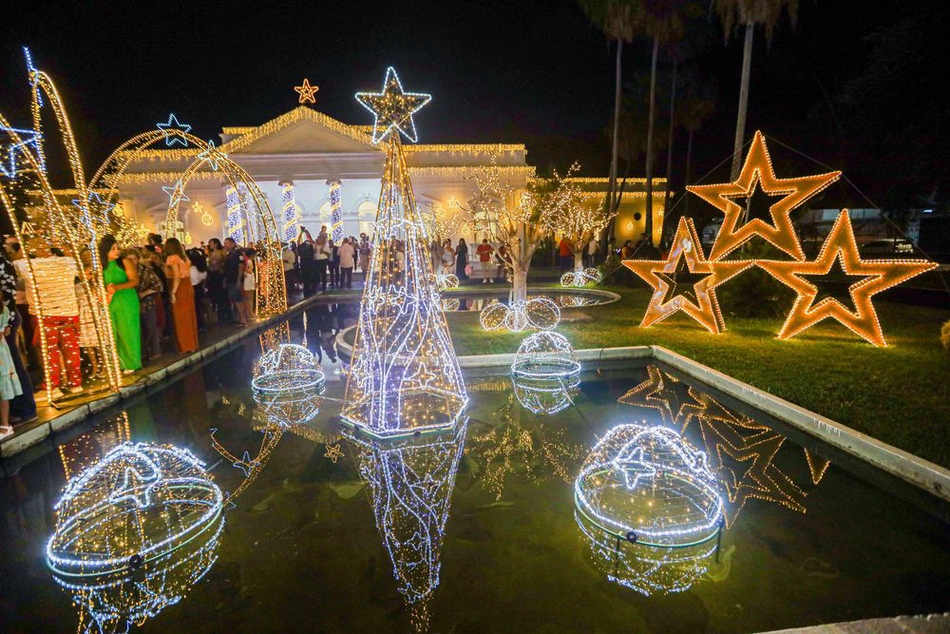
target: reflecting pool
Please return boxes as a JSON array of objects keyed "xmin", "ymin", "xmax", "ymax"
[{"xmin": 1, "ymin": 304, "xmax": 948, "ymax": 633}]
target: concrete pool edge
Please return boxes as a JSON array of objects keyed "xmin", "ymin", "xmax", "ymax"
[
  {"xmin": 424, "ymin": 343, "xmax": 950, "ymax": 504},
  {"xmin": 0, "ymin": 294, "xmax": 327, "ymax": 460}
]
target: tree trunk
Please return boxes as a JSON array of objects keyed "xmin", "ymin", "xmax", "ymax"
[
  {"xmin": 644, "ymin": 34, "xmax": 660, "ymax": 248},
  {"xmin": 574, "ymin": 250, "xmax": 584, "ymax": 272},
  {"xmin": 731, "ymin": 22, "xmax": 755, "ymax": 180},
  {"xmin": 607, "ymin": 38, "xmax": 623, "ymax": 240},
  {"xmin": 684, "ymin": 127, "xmax": 694, "ymax": 217},
  {"xmin": 663, "ymin": 59, "xmax": 678, "ymax": 246},
  {"xmin": 512, "ymin": 264, "xmax": 528, "ymax": 303}
]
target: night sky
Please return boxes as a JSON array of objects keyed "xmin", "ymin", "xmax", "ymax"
[{"xmin": 0, "ymin": 0, "xmax": 941, "ymax": 207}]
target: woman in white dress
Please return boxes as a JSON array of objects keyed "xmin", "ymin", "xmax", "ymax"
[{"xmin": 243, "ymin": 248, "xmax": 257, "ymax": 318}]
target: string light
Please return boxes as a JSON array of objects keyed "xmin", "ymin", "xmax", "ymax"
[
  {"xmin": 355, "ymin": 66, "xmax": 432, "ymax": 144},
  {"xmin": 251, "ymin": 343, "xmax": 326, "ymax": 427},
  {"xmin": 540, "ymin": 163, "xmax": 615, "ymax": 271},
  {"xmin": 347, "ymin": 422, "xmax": 467, "ymax": 631},
  {"xmin": 560, "ymin": 268, "xmax": 602, "ymax": 288},
  {"xmin": 294, "ymin": 78, "xmax": 319, "ymax": 104},
  {"xmin": 575, "ymin": 425, "xmax": 724, "ymax": 596},
  {"xmin": 618, "ymin": 365, "xmax": 817, "ymax": 527},
  {"xmin": 196, "ymin": 139, "xmax": 225, "ymax": 171},
  {"xmin": 623, "ymin": 217, "xmax": 754, "ymax": 334},
  {"xmin": 280, "ymin": 181, "xmax": 298, "ymax": 242},
  {"xmin": 328, "ymin": 179, "xmax": 344, "ymax": 242},
  {"xmin": 756, "ymin": 210, "xmax": 936, "ymax": 346},
  {"xmin": 478, "ymin": 297, "xmax": 561, "ymax": 333},
  {"xmin": 687, "ymin": 130, "xmax": 841, "ymax": 262},
  {"xmin": 511, "ymin": 373, "xmax": 581, "ymax": 416},
  {"xmin": 225, "ymin": 185, "xmax": 245, "ymax": 245},
  {"xmin": 343, "ymin": 68, "xmax": 466, "ymax": 439},
  {"xmin": 155, "ymin": 114, "xmax": 193, "ymax": 147},
  {"xmin": 511, "ymin": 331, "xmax": 580, "ymax": 379}
]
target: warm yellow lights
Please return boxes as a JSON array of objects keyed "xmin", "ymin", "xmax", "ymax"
[
  {"xmin": 687, "ymin": 131, "xmax": 840, "ymax": 261},
  {"xmin": 294, "ymin": 78, "xmax": 319, "ymax": 104},
  {"xmin": 757, "ymin": 210, "xmax": 936, "ymax": 346},
  {"xmin": 623, "ymin": 217, "xmax": 753, "ymax": 334}
]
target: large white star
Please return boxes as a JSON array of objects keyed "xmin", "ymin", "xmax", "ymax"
[{"xmin": 355, "ymin": 67, "xmax": 431, "ymax": 144}]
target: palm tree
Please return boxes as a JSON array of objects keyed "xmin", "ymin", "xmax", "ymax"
[
  {"xmin": 577, "ymin": 1, "xmax": 636, "ymax": 225},
  {"xmin": 714, "ymin": 0, "xmax": 799, "ymax": 179},
  {"xmin": 677, "ymin": 83, "xmax": 716, "ymax": 217}
]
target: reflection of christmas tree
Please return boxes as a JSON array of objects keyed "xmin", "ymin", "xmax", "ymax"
[
  {"xmin": 343, "ymin": 68, "xmax": 466, "ymax": 438},
  {"xmin": 349, "ymin": 423, "xmax": 466, "ymax": 632}
]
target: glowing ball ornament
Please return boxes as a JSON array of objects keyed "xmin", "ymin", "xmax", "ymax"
[
  {"xmin": 560, "ymin": 268, "xmax": 603, "ymax": 288},
  {"xmin": 512, "ymin": 331, "xmax": 580, "ymax": 379},
  {"xmin": 479, "ymin": 301, "xmax": 510, "ymax": 331},
  {"xmin": 252, "ymin": 343, "xmax": 326, "ymax": 427},
  {"xmin": 47, "ymin": 443, "xmax": 224, "ymax": 631},
  {"xmin": 479, "ymin": 297, "xmax": 562, "ymax": 333},
  {"xmin": 436, "ymin": 273, "xmax": 459, "ymax": 290},
  {"xmin": 512, "ymin": 373, "xmax": 581, "ymax": 416},
  {"xmin": 574, "ymin": 425, "xmax": 724, "ymax": 596}
]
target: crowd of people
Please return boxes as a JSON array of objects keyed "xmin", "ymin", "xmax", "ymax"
[
  {"xmin": 283, "ymin": 225, "xmax": 369, "ymax": 297},
  {"xmin": 0, "ymin": 231, "xmax": 273, "ymax": 440}
]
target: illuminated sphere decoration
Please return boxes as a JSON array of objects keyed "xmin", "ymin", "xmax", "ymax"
[
  {"xmin": 560, "ymin": 268, "xmax": 603, "ymax": 288},
  {"xmin": 479, "ymin": 298, "xmax": 562, "ymax": 333},
  {"xmin": 436, "ymin": 274, "xmax": 459, "ymax": 291},
  {"xmin": 511, "ymin": 331, "xmax": 580, "ymax": 379},
  {"xmin": 47, "ymin": 442, "xmax": 224, "ymax": 630},
  {"xmin": 252, "ymin": 344, "xmax": 326, "ymax": 425},
  {"xmin": 574, "ymin": 425, "xmax": 724, "ymax": 596},
  {"xmin": 512, "ymin": 373, "xmax": 581, "ymax": 416}
]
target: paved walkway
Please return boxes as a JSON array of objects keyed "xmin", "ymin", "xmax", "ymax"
[{"xmin": 762, "ymin": 614, "xmax": 950, "ymax": 633}]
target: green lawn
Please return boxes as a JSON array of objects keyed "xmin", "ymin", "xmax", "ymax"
[{"xmin": 445, "ymin": 284, "xmax": 950, "ymax": 469}]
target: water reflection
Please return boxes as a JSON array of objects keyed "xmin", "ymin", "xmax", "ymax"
[
  {"xmin": 618, "ymin": 365, "xmax": 824, "ymax": 526},
  {"xmin": 511, "ymin": 374, "xmax": 580, "ymax": 416},
  {"xmin": 574, "ymin": 424, "xmax": 723, "ymax": 596},
  {"xmin": 46, "ymin": 439, "xmax": 224, "ymax": 633},
  {"xmin": 347, "ymin": 423, "xmax": 467, "ymax": 631}
]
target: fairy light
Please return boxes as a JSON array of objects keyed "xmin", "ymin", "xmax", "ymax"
[
  {"xmin": 294, "ymin": 78, "xmax": 319, "ymax": 104},
  {"xmin": 280, "ymin": 181, "xmax": 298, "ymax": 242},
  {"xmin": 560, "ymin": 268, "xmax": 602, "ymax": 288},
  {"xmin": 511, "ymin": 331, "xmax": 580, "ymax": 379},
  {"xmin": 618, "ymin": 364, "xmax": 817, "ymax": 527},
  {"xmin": 575, "ymin": 424, "xmax": 724, "ymax": 596},
  {"xmin": 225, "ymin": 185, "xmax": 245, "ymax": 245},
  {"xmin": 624, "ymin": 217, "xmax": 754, "ymax": 334},
  {"xmin": 687, "ymin": 130, "xmax": 841, "ymax": 262},
  {"xmin": 466, "ymin": 395, "xmax": 583, "ymax": 501},
  {"xmin": 347, "ymin": 422, "xmax": 467, "ymax": 631},
  {"xmin": 251, "ymin": 344, "xmax": 326, "ymax": 427},
  {"xmin": 328, "ymin": 179, "xmax": 344, "ymax": 242},
  {"xmin": 355, "ymin": 66, "xmax": 432, "ymax": 144},
  {"xmin": 156, "ymin": 113, "xmax": 192, "ymax": 147},
  {"xmin": 511, "ymin": 373, "xmax": 581, "ymax": 416},
  {"xmin": 756, "ymin": 210, "xmax": 936, "ymax": 346},
  {"xmin": 479, "ymin": 297, "xmax": 561, "ymax": 333},
  {"xmin": 541, "ymin": 163, "xmax": 615, "ymax": 271},
  {"xmin": 46, "ymin": 442, "xmax": 223, "ymax": 632},
  {"xmin": 196, "ymin": 139, "xmax": 224, "ymax": 171},
  {"xmin": 343, "ymin": 67, "xmax": 467, "ymax": 439}
]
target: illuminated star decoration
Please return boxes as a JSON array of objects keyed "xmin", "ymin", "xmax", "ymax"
[
  {"xmin": 687, "ymin": 131, "xmax": 841, "ymax": 261},
  {"xmin": 233, "ymin": 451, "xmax": 261, "ymax": 478},
  {"xmin": 156, "ymin": 113, "xmax": 192, "ymax": 147},
  {"xmin": 72, "ymin": 191, "xmax": 115, "ymax": 227},
  {"xmin": 614, "ymin": 446, "xmax": 658, "ymax": 490},
  {"xmin": 162, "ymin": 180, "xmax": 190, "ymax": 204},
  {"xmin": 197, "ymin": 140, "xmax": 225, "ymax": 171},
  {"xmin": 0, "ymin": 125, "xmax": 38, "ymax": 179},
  {"xmin": 294, "ymin": 78, "xmax": 319, "ymax": 104},
  {"xmin": 756, "ymin": 210, "xmax": 936, "ymax": 346},
  {"xmin": 355, "ymin": 67, "xmax": 432, "ymax": 144},
  {"xmin": 108, "ymin": 464, "xmax": 160, "ymax": 509},
  {"xmin": 324, "ymin": 443, "xmax": 344, "ymax": 464},
  {"xmin": 623, "ymin": 217, "xmax": 753, "ymax": 334}
]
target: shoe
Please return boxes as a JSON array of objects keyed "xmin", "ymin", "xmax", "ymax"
[
  {"xmin": 489, "ymin": 278, "xmax": 494, "ymax": 283},
  {"xmin": 0, "ymin": 426, "xmax": 14, "ymax": 442},
  {"xmin": 49, "ymin": 387, "xmax": 65, "ymax": 400},
  {"xmin": 66, "ymin": 386, "xmax": 84, "ymax": 394},
  {"xmin": 10, "ymin": 415, "xmax": 37, "ymax": 426},
  {"xmin": 122, "ymin": 369, "xmax": 136, "ymax": 376},
  {"xmin": 482, "ymin": 279, "xmax": 487, "ymax": 284}
]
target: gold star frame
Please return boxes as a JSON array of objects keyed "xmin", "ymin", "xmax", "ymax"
[{"xmin": 623, "ymin": 217, "xmax": 753, "ymax": 334}]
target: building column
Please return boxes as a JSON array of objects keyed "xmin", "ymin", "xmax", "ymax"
[
  {"xmin": 280, "ymin": 180, "xmax": 299, "ymax": 242},
  {"xmin": 224, "ymin": 182, "xmax": 245, "ymax": 245},
  {"xmin": 327, "ymin": 178, "xmax": 343, "ymax": 243}
]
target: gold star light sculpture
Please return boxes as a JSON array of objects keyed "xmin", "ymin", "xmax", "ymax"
[
  {"xmin": 757, "ymin": 210, "xmax": 936, "ymax": 346},
  {"xmin": 623, "ymin": 217, "xmax": 753, "ymax": 334},
  {"xmin": 355, "ymin": 66, "xmax": 432, "ymax": 144},
  {"xmin": 294, "ymin": 78, "xmax": 319, "ymax": 104},
  {"xmin": 687, "ymin": 131, "xmax": 841, "ymax": 262}
]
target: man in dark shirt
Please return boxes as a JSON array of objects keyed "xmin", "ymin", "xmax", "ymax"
[
  {"xmin": 297, "ymin": 239, "xmax": 316, "ymax": 297},
  {"xmin": 223, "ymin": 237, "xmax": 247, "ymax": 325}
]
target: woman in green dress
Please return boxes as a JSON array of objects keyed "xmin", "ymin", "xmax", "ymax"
[{"xmin": 98, "ymin": 235, "xmax": 141, "ymax": 374}]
